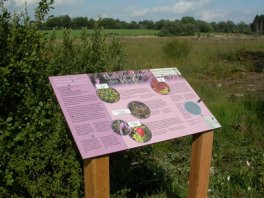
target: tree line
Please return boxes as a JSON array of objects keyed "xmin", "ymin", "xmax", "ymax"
[
  {"xmin": 251, "ymin": 15, "xmax": 264, "ymax": 35},
  {"xmin": 42, "ymin": 15, "xmax": 263, "ymax": 36}
]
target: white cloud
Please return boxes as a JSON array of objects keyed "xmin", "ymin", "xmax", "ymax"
[
  {"xmin": 54, "ymin": 0, "xmax": 82, "ymax": 6},
  {"xmin": 131, "ymin": 8, "xmax": 149, "ymax": 17},
  {"xmin": 131, "ymin": 0, "xmax": 211, "ymax": 18},
  {"xmin": 151, "ymin": 1, "xmax": 194, "ymax": 14},
  {"xmin": 200, "ymin": 10, "xmax": 228, "ymax": 22},
  {"xmin": 8, "ymin": 0, "xmax": 81, "ymax": 7},
  {"xmin": 12, "ymin": 0, "xmax": 37, "ymax": 6}
]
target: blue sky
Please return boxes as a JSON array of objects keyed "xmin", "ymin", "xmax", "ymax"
[{"xmin": 4, "ymin": 0, "xmax": 264, "ymax": 23}]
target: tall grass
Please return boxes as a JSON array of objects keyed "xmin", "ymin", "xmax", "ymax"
[
  {"xmin": 42, "ymin": 33, "xmax": 264, "ymax": 197},
  {"xmin": 121, "ymin": 36, "xmax": 264, "ymax": 72},
  {"xmin": 112, "ymin": 35, "xmax": 264, "ymax": 197}
]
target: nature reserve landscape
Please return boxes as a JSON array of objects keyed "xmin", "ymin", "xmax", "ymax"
[{"xmin": 1, "ymin": 0, "xmax": 263, "ymax": 197}]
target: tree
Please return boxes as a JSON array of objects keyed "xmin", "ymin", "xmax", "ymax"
[
  {"xmin": 237, "ymin": 21, "xmax": 251, "ymax": 34},
  {"xmin": 72, "ymin": 16, "xmax": 89, "ymax": 29},
  {"xmin": 139, "ymin": 20, "xmax": 155, "ymax": 29},
  {"xmin": 45, "ymin": 16, "xmax": 61, "ymax": 29},
  {"xmin": 259, "ymin": 15, "xmax": 264, "ymax": 35},
  {"xmin": 210, "ymin": 22, "xmax": 218, "ymax": 32},
  {"xmin": 154, "ymin": 19, "xmax": 165, "ymax": 30},
  {"xmin": 216, "ymin": 21, "xmax": 237, "ymax": 33},
  {"xmin": 99, "ymin": 17, "xmax": 117, "ymax": 29},
  {"xmin": 195, "ymin": 20, "xmax": 213, "ymax": 33},
  {"xmin": 59, "ymin": 14, "xmax": 71, "ymax": 28},
  {"xmin": 181, "ymin": 16, "xmax": 195, "ymax": 24},
  {"xmin": 250, "ymin": 14, "xmax": 264, "ymax": 35},
  {"xmin": 44, "ymin": 15, "xmax": 72, "ymax": 29},
  {"xmin": 251, "ymin": 15, "xmax": 260, "ymax": 34},
  {"xmin": 87, "ymin": 18, "xmax": 95, "ymax": 29},
  {"xmin": 127, "ymin": 21, "xmax": 139, "ymax": 29}
]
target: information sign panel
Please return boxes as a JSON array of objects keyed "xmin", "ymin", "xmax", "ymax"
[{"xmin": 49, "ymin": 68, "xmax": 221, "ymax": 159}]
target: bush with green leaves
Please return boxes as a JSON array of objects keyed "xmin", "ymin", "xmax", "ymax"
[
  {"xmin": 162, "ymin": 39, "xmax": 191, "ymax": 59},
  {"xmin": 48, "ymin": 27, "xmax": 126, "ymax": 75},
  {"xmin": 0, "ymin": 1, "xmax": 126, "ymax": 197}
]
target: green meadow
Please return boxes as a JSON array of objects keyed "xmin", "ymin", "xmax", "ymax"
[
  {"xmin": 42, "ymin": 29, "xmax": 159, "ymax": 39},
  {"xmin": 50, "ymin": 32, "xmax": 264, "ymax": 197},
  {"xmin": 2, "ymin": 20, "xmax": 264, "ymax": 196},
  {"xmin": 112, "ymin": 35, "xmax": 264, "ymax": 197}
]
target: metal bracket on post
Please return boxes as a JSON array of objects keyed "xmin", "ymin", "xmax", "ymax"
[
  {"xmin": 84, "ymin": 155, "xmax": 110, "ymax": 198},
  {"xmin": 188, "ymin": 130, "xmax": 214, "ymax": 198}
]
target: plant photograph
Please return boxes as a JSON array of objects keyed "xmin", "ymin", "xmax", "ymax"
[
  {"xmin": 112, "ymin": 120, "xmax": 131, "ymax": 136},
  {"xmin": 128, "ymin": 101, "xmax": 151, "ymax": 119},
  {"xmin": 150, "ymin": 78, "xmax": 171, "ymax": 95},
  {"xmin": 96, "ymin": 87, "xmax": 120, "ymax": 103},
  {"xmin": 129, "ymin": 124, "xmax": 152, "ymax": 143}
]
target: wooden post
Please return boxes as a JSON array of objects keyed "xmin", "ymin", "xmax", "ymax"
[
  {"xmin": 84, "ymin": 155, "xmax": 110, "ymax": 198},
  {"xmin": 188, "ymin": 130, "xmax": 214, "ymax": 198}
]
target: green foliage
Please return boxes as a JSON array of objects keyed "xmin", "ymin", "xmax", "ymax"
[
  {"xmin": 251, "ymin": 14, "xmax": 264, "ymax": 35},
  {"xmin": 162, "ymin": 39, "xmax": 191, "ymax": 58},
  {"xmin": 119, "ymin": 36, "xmax": 264, "ymax": 197},
  {"xmin": 1, "ymin": 1, "xmax": 264, "ymax": 197},
  {"xmin": 42, "ymin": 14, "xmax": 253, "ymax": 36},
  {"xmin": 158, "ymin": 21, "xmax": 196, "ymax": 37},
  {"xmin": 0, "ymin": 1, "xmax": 83, "ymax": 197},
  {"xmin": 48, "ymin": 26, "xmax": 126, "ymax": 75},
  {"xmin": 0, "ymin": 1, "xmax": 125, "ymax": 197}
]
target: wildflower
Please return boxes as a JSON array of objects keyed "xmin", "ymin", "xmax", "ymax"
[
  {"xmin": 227, "ymin": 176, "xmax": 230, "ymax": 181},
  {"xmin": 246, "ymin": 161, "xmax": 250, "ymax": 167},
  {"xmin": 210, "ymin": 167, "xmax": 215, "ymax": 175},
  {"xmin": 136, "ymin": 127, "xmax": 145, "ymax": 137}
]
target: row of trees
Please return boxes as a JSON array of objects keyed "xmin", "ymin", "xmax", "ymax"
[
  {"xmin": 42, "ymin": 15, "xmax": 259, "ymax": 35},
  {"xmin": 251, "ymin": 15, "xmax": 264, "ymax": 35},
  {"xmin": 43, "ymin": 15, "xmax": 147, "ymax": 30}
]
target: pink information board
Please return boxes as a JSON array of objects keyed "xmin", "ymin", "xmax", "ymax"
[{"xmin": 49, "ymin": 68, "xmax": 221, "ymax": 159}]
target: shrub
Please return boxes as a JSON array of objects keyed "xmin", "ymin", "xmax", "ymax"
[
  {"xmin": 0, "ymin": 1, "xmax": 83, "ymax": 197},
  {"xmin": 162, "ymin": 39, "xmax": 191, "ymax": 58},
  {"xmin": 0, "ymin": 1, "xmax": 126, "ymax": 197},
  {"xmin": 47, "ymin": 26, "xmax": 126, "ymax": 75}
]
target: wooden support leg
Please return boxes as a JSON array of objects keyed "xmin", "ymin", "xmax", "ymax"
[
  {"xmin": 84, "ymin": 155, "xmax": 110, "ymax": 198},
  {"xmin": 188, "ymin": 131, "xmax": 214, "ymax": 198}
]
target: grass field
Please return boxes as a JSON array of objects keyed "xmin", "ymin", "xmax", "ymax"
[
  {"xmin": 110, "ymin": 35, "xmax": 264, "ymax": 197},
  {"xmin": 47, "ymin": 32, "xmax": 264, "ymax": 197},
  {"xmin": 42, "ymin": 29, "xmax": 159, "ymax": 39}
]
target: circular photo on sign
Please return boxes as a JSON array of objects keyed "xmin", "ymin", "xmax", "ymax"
[
  {"xmin": 97, "ymin": 87, "xmax": 120, "ymax": 103},
  {"xmin": 127, "ymin": 101, "xmax": 151, "ymax": 119},
  {"xmin": 150, "ymin": 78, "xmax": 171, "ymax": 95},
  {"xmin": 129, "ymin": 124, "xmax": 152, "ymax": 143},
  {"xmin": 112, "ymin": 120, "xmax": 131, "ymax": 136},
  {"xmin": 184, "ymin": 101, "xmax": 201, "ymax": 115}
]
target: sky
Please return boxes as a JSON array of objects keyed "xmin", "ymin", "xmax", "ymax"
[{"xmin": 3, "ymin": 0, "xmax": 264, "ymax": 23}]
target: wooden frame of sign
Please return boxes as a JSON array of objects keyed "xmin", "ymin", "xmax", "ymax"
[{"xmin": 83, "ymin": 130, "xmax": 214, "ymax": 198}]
